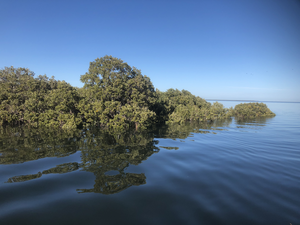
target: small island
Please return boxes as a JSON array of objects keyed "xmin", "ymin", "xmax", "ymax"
[{"xmin": 0, "ymin": 55, "xmax": 275, "ymax": 131}]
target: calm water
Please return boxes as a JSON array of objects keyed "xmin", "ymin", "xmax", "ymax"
[{"xmin": 0, "ymin": 101, "xmax": 299, "ymax": 225}]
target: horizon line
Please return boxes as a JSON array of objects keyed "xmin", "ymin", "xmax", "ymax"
[{"xmin": 205, "ymin": 99, "xmax": 300, "ymax": 103}]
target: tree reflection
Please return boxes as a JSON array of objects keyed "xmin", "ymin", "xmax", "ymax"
[
  {"xmin": 0, "ymin": 126, "xmax": 81, "ymax": 164},
  {"xmin": 77, "ymin": 128, "xmax": 158, "ymax": 194},
  {"xmin": 6, "ymin": 162, "xmax": 80, "ymax": 183},
  {"xmin": 77, "ymin": 172, "xmax": 146, "ymax": 194},
  {"xmin": 42, "ymin": 162, "xmax": 80, "ymax": 174},
  {"xmin": 7, "ymin": 172, "xmax": 42, "ymax": 183},
  {"xmin": 235, "ymin": 116, "xmax": 273, "ymax": 126},
  {"xmin": 1, "ymin": 127, "xmax": 159, "ymax": 194},
  {"xmin": 1, "ymin": 117, "xmax": 271, "ymax": 194},
  {"xmin": 154, "ymin": 119, "xmax": 232, "ymax": 139}
]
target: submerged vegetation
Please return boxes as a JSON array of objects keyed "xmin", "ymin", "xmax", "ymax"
[{"xmin": 0, "ymin": 56, "xmax": 275, "ymax": 130}]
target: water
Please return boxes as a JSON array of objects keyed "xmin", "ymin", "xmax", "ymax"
[{"xmin": 0, "ymin": 101, "xmax": 299, "ymax": 225}]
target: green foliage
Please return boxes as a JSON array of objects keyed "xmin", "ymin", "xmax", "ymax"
[
  {"xmin": 154, "ymin": 89, "xmax": 210, "ymax": 122},
  {"xmin": 233, "ymin": 102, "xmax": 276, "ymax": 119},
  {"xmin": 0, "ymin": 67, "xmax": 80, "ymax": 129},
  {"xmin": 0, "ymin": 60, "xmax": 276, "ymax": 131},
  {"xmin": 156, "ymin": 89, "xmax": 231, "ymax": 124},
  {"xmin": 0, "ymin": 66, "xmax": 36, "ymax": 125},
  {"xmin": 79, "ymin": 55, "xmax": 156, "ymax": 130}
]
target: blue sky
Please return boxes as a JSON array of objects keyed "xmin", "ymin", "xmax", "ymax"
[{"xmin": 1, "ymin": 0, "xmax": 300, "ymax": 101}]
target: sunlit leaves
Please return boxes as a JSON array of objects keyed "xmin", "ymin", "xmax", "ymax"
[
  {"xmin": 233, "ymin": 102, "xmax": 276, "ymax": 120},
  {"xmin": 1, "ymin": 61, "xmax": 276, "ymax": 131},
  {"xmin": 0, "ymin": 67, "xmax": 80, "ymax": 129},
  {"xmin": 79, "ymin": 55, "xmax": 156, "ymax": 130}
]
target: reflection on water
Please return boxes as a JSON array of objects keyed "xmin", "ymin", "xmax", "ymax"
[
  {"xmin": 78, "ymin": 129, "xmax": 158, "ymax": 194},
  {"xmin": 0, "ymin": 128, "xmax": 81, "ymax": 164},
  {"xmin": 0, "ymin": 117, "xmax": 273, "ymax": 194},
  {"xmin": 234, "ymin": 117, "xmax": 274, "ymax": 131},
  {"xmin": 159, "ymin": 146, "xmax": 179, "ymax": 150},
  {"xmin": 42, "ymin": 162, "xmax": 80, "ymax": 174},
  {"xmin": 77, "ymin": 172, "xmax": 146, "ymax": 194},
  {"xmin": 7, "ymin": 172, "xmax": 42, "ymax": 183},
  {"xmin": 235, "ymin": 117, "xmax": 273, "ymax": 126},
  {"xmin": 154, "ymin": 118, "xmax": 233, "ymax": 139},
  {"xmin": 1, "ymin": 103, "xmax": 299, "ymax": 225},
  {"xmin": 0, "ymin": 127, "xmax": 159, "ymax": 194}
]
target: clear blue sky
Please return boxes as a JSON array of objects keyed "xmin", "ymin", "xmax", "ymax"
[{"xmin": 1, "ymin": 0, "xmax": 299, "ymax": 101}]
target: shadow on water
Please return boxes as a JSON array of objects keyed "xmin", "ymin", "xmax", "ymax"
[{"xmin": 0, "ymin": 117, "xmax": 272, "ymax": 194}]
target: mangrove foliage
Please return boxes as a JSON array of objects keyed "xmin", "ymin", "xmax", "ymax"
[
  {"xmin": 0, "ymin": 56, "xmax": 275, "ymax": 130},
  {"xmin": 233, "ymin": 102, "xmax": 276, "ymax": 120}
]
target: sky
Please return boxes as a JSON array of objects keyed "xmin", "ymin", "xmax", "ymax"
[{"xmin": 1, "ymin": 0, "xmax": 300, "ymax": 102}]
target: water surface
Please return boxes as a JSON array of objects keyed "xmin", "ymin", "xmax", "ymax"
[{"xmin": 0, "ymin": 101, "xmax": 299, "ymax": 225}]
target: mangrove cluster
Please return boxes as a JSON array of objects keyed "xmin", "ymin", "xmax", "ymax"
[
  {"xmin": 0, "ymin": 55, "xmax": 275, "ymax": 130},
  {"xmin": 233, "ymin": 102, "xmax": 276, "ymax": 119}
]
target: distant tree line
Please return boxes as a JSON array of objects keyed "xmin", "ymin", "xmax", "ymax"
[{"xmin": 0, "ymin": 55, "xmax": 275, "ymax": 130}]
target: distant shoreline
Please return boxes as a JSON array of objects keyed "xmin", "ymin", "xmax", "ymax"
[{"xmin": 206, "ymin": 99, "xmax": 300, "ymax": 103}]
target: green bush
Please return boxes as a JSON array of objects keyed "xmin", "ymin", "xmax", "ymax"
[
  {"xmin": 78, "ymin": 55, "xmax": 156, "ymax": 130},
  {"xmin": 233, "ymin": 102, "xmax": 275, "ymax": 119},
  {"xmin": 0, "ymin": 67, "xmax": 80, "ymax": 129},
  {"xmin": 0, "ymin": 60, "xmax": 276, "ymax": 131}
]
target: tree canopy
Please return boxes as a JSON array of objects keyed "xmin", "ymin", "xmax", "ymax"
[
  {"xmin": 0, "ymin": 66, "xmax": 80, "ymax": 129},
  {"xmin": 79, "ymin": 55, "xmax": 156, "ymax": 130},
  {"xmin": 0, "ymin": 56, "xmax": 275, "ymax": 131},
  {"xmin": 233, "ymin": 102, "xmax": 276, "ymax": 119}
]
